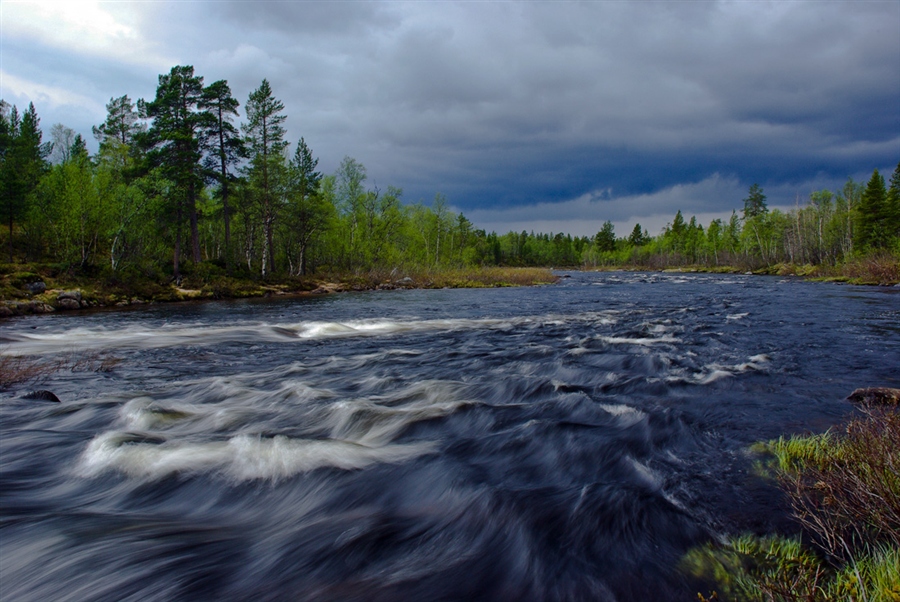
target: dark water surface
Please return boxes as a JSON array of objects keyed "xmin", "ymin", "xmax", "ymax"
[{"xmin": 2, "ymin": 272, "xmax": 898, "ymax": 601}]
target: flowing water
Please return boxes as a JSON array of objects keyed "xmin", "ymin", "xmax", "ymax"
[{"xmin": 2, "ymin": 271, "xmax": 898, "ymax": 601}]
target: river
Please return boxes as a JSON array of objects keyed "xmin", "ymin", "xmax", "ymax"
[{"xmin": 2, "ymin": 271, "xmax": 898, "ymax": 601}]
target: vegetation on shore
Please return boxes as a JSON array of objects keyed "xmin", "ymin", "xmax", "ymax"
[
  {"xmin": 685, "ymin": 399, "xmax": 900, "ymax": 601},
  {"xmin": 1, "ymin": 65, "xmax": 898, "ymax": 314},
  {"xmin": 0, "ymin": 262, "xmax": 556, "ymax": 316}
]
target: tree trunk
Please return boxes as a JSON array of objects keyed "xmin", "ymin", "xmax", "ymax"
[{"xmin": 189, "ymin": 180, "xmax": 201, "ymax": 263}]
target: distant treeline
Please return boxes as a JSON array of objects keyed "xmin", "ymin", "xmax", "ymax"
[{"xmin": 1, "ymin": 64, "xmax": 898, "ymax": 281}]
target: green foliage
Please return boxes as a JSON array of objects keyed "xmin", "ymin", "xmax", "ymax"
[
  {"xmin": 856, "ymin": 169, "xmax": 894, "ymax": 252},
  {"xmin": 4, "ymin": 70, "xmax": 898, "ymax": 287},
  {"xmin": 687, "ymin": 536, "xmax": 900, "ymax": 602},
  {"xmin": 743, "ymin": 183, "xmax": 768, "ymax": 220},
  {"xmin": 687, "ymin": 404, "xmax": 900, "ymax": 601}
]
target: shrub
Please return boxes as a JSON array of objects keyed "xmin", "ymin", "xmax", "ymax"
[{"xmin": 686, "ymin": 403, "xmax": 900, "ymax": 601}]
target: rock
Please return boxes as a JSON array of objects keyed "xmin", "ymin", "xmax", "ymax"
[
  {"xmin": 0, "ymin": 305, "xmax": 13, "ymax": 318},
  {"xmin": 30, "ymin": 302, "xmax": 55, "ymax": 313},
  {"xmin": 21, "ymin": 390, "xmax": 61, "ymax": 402},
  {"xmin": 57, "ymin": 290, "xmax": 83, "ymax": 302},
  {"xmin": 25, "ymin": 281, "xmax": 46, "ymax": 295},
  {"xmin": 57, "ymin": 298, "xmax": 82, "ymax": 310},
  {"xmin": 847, "ymin": 387, "xmax": 900, "ymax": 406}
]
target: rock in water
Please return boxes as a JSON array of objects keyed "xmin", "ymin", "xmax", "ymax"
[
  {"xmin": 21, "ymin": 390, "xmax": 61, "ymax": 402},
  {"xmin": 847, "ymin": 387, "xmax": 900, "ymax": 406}
]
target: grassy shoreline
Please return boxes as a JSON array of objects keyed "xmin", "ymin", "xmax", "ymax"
[
  {"xmin": 0, "ymin": 265, "xmax": 558, "ymax": 318},
  {"xmin": 3, "ymin": 255, "xmax": 897, "ymax": 319},
  {"xmin": 588, "ymin": 254, "xmax": 900, "ymax": 286}
]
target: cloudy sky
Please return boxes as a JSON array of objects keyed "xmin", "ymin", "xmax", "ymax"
[{"xmin": 2, "ymin": 1, "xmax": 898, "ymax": 236}]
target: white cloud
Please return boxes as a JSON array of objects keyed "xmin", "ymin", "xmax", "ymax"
[
  {"xmin": 1, "ymin": 1, "xmax": 169, "ymax": 69},
  {"xmin": 0, "ymin": 69, "xmax": 103, "ymax": 113}
]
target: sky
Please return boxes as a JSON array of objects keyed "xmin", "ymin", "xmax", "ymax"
[{"xmin": 2, "ymin": 0, "xmax": 899, "ymax": 237}]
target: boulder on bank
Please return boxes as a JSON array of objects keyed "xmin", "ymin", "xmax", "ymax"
[
  {"xmin": 848, "ymin": 387, "xmax": 900, "ymax": 406},
  {"xmin": 57, "ymin": 298, "xmax": 82, "ymax": 310},
  {"xmin": 25, "ymin": 281, "xmax": 46, "ymax": 295}
]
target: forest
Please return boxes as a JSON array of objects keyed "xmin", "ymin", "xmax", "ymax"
[{"xmin": 2, "ymin": 65, "xmax": 899, "ymax": 298}]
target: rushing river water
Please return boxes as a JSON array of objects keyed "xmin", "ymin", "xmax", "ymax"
[{"xmin": 2, "ymin": 271, "xmax": 898, "ymax": 601}]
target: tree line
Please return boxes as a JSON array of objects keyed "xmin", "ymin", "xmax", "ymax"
[
  {"xmin": 1, "ymin": 64, "xmax": 898, "ymax": 283},
  {"xmin": 579, "ymin": 171, "xmax": 900, "ymax": 270}
]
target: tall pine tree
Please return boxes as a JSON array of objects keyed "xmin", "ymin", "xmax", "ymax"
[
  {"xmin": 856, "ymin": 168, "xmax": 889, "ymax": 251},
  {"xmin": 140, "ymin": 66, "xmax": 207, "ymax": 277},
  {"xmin": 243, "ymin": 79, "xmax": 288, "ymax": 276},
  {"xmin": 201, "ymin": 80, "xmax": 245, "ymax": 273},
  {"xmin": 286, "ymin": 137, "xmax": 325, "ymax": 275},
  {"xmin": 0, "ymin": 102, "xmax": 51, "ymax": 262}
]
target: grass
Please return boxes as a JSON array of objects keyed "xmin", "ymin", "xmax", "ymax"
[
  {"xmin": 685, "ymin": 402, "xmax": 900, "ymax": 601},
  {"xmin": 1, "ymin": 263, "xmax": 558, "ymax": 314}
]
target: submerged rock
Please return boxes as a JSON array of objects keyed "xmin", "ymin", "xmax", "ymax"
[
  {"xmin": 847, "ymin": 387, "xmax": 900, "ymax": 406},
  {"xmin": 21, "ymin": 390, "xmax": 61, "ymax": 402}
]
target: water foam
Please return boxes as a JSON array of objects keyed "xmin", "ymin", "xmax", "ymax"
[
  {"xmin": 78, "ymin": 431, "xmax": 436, "ymax": 481},
  {"xmin": 2, "ymin": 312, "xmax": 623, "ymax": 356}
]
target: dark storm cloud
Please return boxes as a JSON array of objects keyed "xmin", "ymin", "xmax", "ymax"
[{"xmin": 4, "ymin": 1, "xmax": 898, "ymax": 231}]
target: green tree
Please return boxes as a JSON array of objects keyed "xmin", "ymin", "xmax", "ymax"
[
  {"xmin": 627, "ymin": 223, "xmax": 648, "ymax": 247},
  {"xmin": 855, "ymin": 169, "xmax": 889, "ymax": 251},
  {"xmin": 743, "ymin": 183, "xmax": 768, "ymax": 220},
  {"xmin": 0, "ymin": 102, "xmax": 51, "ymax": 262},
  {"xmin": 333, "ymin": 156, "xmax": 368, "ymax": 268},
  {"xmin": 887, "ymin": 162, "xmax": 900, "ymax": 242},
  {"xmin": 283, "ymin": 137, "xmax": 328, "ymax": 275},
  {"xmin": 93, "ymin": 95, "xmax": 144, "ymax": 182},
  {"xmin": 243, "ymin": 79, "xmax": 288, "ymax": 276},
  {"xmin": 200, "ymin": 80, "xmax": 245, "ymax": 272},
  {"xmin": 594, "ymin": 220, "xmax": 616, "ymax": 252},
  {"xmin": 140, "ymin": 66, "xmax": 207, "ymax": 278}
]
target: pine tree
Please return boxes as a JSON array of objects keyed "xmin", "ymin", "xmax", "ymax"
[
  {"xmin": 856, "ymin": 168, "xmax": 889, "ymax": 251},
  {"xmin": 594, "ymin": 221, "xmax": 616, "ymax": 252},
  {"xmin": 93, "ymin": 95, "xmax": 144, "ymax": 181},
  {"xmin": 742, "ymin": 184, "xmax": 768, "ymax": 220},
  {"xmin": 0, "ymin": 102, "xmax": 51, "ymax": 261},
  {"xmin": 141, "ymin": 66, "xmax": 207, "ymax": 277},
  {"xmin": 285, "ymin": 137, "xmax": 325, "ymax": 276},
  {"xmin": 200, "ymin": 80, "xmax": 245, "ymax": 272},
  {"xmin": 243, "ymin": 79, "xmax": 288, "ymax": 276},
  {"xmin": 94, "ymin": 95, "xmax": 144, "ymax": 146},
  {"xmin": 627, "ymin": 222, "xmax": 648, "ymax": 247},
  {"xmin": 887, "ymin": 162, "xmax": 900, "ymax": 242}
]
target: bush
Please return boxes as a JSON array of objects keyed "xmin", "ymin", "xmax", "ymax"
[{"xmin": 686, "ymin": 403, "xmax": 900, "ymax": 601}]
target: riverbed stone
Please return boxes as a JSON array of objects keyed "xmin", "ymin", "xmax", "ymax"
[
  {"xmin": 57, "ymin": 290, "xmax": 83, "ymax": 302},
  {"xmin": 57, "ymin": 298, "xmax": 82, "ymax": 310},
  {"xmin": 848, "ymin": 387, "xmax": 900, "ymax": 406},
  {"xmin": 31, "ymin": 302, "xmax": 55, "ymax": 313},
  {"xmin": 21, "ymin": 390, "xmax": 61, "ymax": 402}
]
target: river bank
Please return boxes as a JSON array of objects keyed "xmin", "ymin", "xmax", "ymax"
[
  {"xmin": 588, "ymin": 254, "xmax": 900, "ymax": 286},
  {"xmin": 0, "ymin": 265, "xmax": 558, "ymax": 318},
  {"xmin": 3, "ymin": 255, "xmax": 898, "ymax": 319}
]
